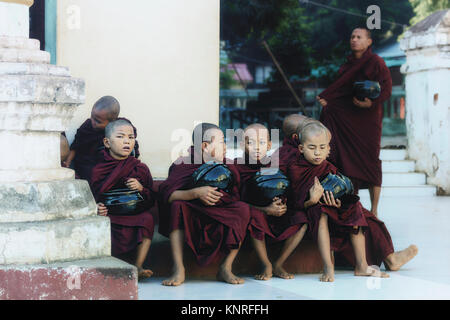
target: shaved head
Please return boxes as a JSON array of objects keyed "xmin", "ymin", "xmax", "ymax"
[
  {"xmin": 244, "ymin": 123, "xmax": 270, "ymax": 140},
  {"xmin": 105, "ymin": 119, "xmax": 134, "ymax": 139},
  {"xmin": 282, "ymin": 114, "xmax": 308, "ymax": 137},
  {"xmin": 192, "ymin": 123, "xmax": 221, "ymax": 143},
  {"xmin": 93, "ymin": 96, "xmax": 121, "ymax": 121},
  {"xmin": 296, "ymin": 119, "xmax": 331, "ymax": 141},
  {"xmin": 299, "ymin": 121, "xmax": 329, "ymax": 144}
]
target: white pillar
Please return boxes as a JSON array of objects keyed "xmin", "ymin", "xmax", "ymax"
[{"xmin": 400, "ymin": 9, "xmax": 450, "ymax": 194}]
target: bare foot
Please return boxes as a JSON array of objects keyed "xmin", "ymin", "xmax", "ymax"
[
  {"xmin": 273, "ymin": 264, "xmax": 294, "ymax": 280},
  {"xmin": 320, "ymin": 264, "xmax": 334, "ymax": 282},
  {"xmin": 385, "ymin": 245, "xmax": 418, "ymax": 271},
  {"xmin": 371, "ymin": 209, "xmax": 378, "ymax": 217},
  {"xmin": 254, "ymin": 264, "xmax": 273, "ymax": 281},
  {"xmin": 216, "ymin": 266, "xmax": 245, "ymax": 285},
  {"xmin": 355, "ymin": 265, "xmax": 389, "ymax": 278},
  {"xmin": 162, "ymin": 267, "xmax": 185, "ymax": 286},
  {"xmin": 137, "ymin": 268, "xmax": 153, "ymax": 281}
]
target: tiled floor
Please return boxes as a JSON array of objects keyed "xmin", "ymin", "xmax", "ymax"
[{"xmin": 138, "ymin": 195, "xmax": 450, "ymax": 300}]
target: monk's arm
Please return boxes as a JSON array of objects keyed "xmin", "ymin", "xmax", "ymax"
[
  {"xmin": 63, "ymin": 149, "xmax": 76, "ymax": 167},
  {"xmin": 168, "ymin": 189, "xmax": 199, "ymax": 203}
]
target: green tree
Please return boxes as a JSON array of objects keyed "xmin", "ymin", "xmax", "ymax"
[{"xmin": 409, "ymin": 0, "xmax": 450, "ymax": 25}]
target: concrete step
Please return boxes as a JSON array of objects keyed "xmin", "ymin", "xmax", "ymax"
[
  {"xmin": 382, "ymin": 172, "xmax": 426, "ymax": 186},
  {"xmin": 380, "ymin": 149, "xmax": 407, "ymax": 161},
  {"xmin": 382, "ymin": 160, "xmax": 416, "ymax": 173},
  {"xmin": 359, "ymin": 185, "xmax": 436, "ymax": 197}
]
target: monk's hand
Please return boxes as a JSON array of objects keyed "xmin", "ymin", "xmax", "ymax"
[
  {"xmin": 316, "ymin": 96, "xmax": 328, "ymax": 107},
  {"xmin": 353, "ymin": 97, "xmax": 372, "ymax": 108},
  {"xmin": 196, "ymin": 186, "xmax": 223, "ymax": 206},
  {"xmin": 97, "ymin": 203, "xmax": 108, "ymax": 216},
  {"xmin": 61, "ymin": 160, "xmax": 71, "ymax": 168},
  {"xmin": 126, "ymin": 178, "xmax": 143, "ymax": 192},
  {"xmin": 321, "ymin": 191, "xmax": 342, "ymax": 208},
  {"xmin": 265, "ymin": 197, "xmax": 287, "ymax": 217},
  {"xmin": 309, "ymin": 177, "xmax": 324, "ymax": 205}
]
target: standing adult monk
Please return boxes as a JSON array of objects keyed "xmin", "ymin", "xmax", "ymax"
[{"xmin": 317, "ymin": 27, "xmax": 392, "ymax": 217}]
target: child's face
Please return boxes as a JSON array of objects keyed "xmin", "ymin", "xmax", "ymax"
[
  {"xmin": 299, "ymin": 132, "xmax": 330, "ymax": 166},
  {"xmin": 202, "ymin": 129, "xmax": 226, "ymax": 162},
  {"xmin": 90, "ymin": 108, "xmax": 111, "ymax": 131},
  {"xmin": 104, "ymin": 125, "xmax": 136, "ymax": 160},
  {"xmin": 243, "ymin": 129, "xmax": 272, "ymax": 162}
]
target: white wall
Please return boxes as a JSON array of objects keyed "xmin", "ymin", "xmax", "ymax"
[{"xmin": 57, "ymin": 0, "xmax": 220, "ymax": 178}]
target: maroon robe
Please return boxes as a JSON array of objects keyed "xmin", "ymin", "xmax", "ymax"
[
  {"xmin": 158, "ymin": 147, "xmax": 251, "ymax": 266},
  {"xmin": 319, "ymin": 48, "xmax": 392, "ymax": 191},
  {"xmin": 275, "ymin": 136, "xmax": 300, "ymax": 174},
  {"xmin": 70, "ymin": 117, "xmax": 141, "ymax": 181},
  {"xmin": 235, "ymin": 155, "xmax": 307, "ymax": 242},
  {"xmin": 289, "ymin": 155, "xmax": 394, "ymax": 267},
  {"xmin": 289, "ymin": 155, "xmax": 368, "ymax": 252},
  {"xmin": 90, "ymin": 150, "xmax": 155, "ymax": 257}
]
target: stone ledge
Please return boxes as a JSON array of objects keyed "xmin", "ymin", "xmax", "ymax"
[
  {"xmin": 0, "ymin": 168, "xmax": 75, "ymax": 183},
  {"xmin": 138, "ymin": 234, "xmax": 323, "ymax": 279},
  {"xmin": 0, "ymin": 216, "xmax": 111, "ymax": 265},
  {"xmin": 0, "ymin": 36, "xmax": 40, "ymax": 50},
  {"xmin": 0, "ymin": 257, "xmax": 138, "ymax": 300},
  {"xmin": 0, "ymin": 62, "xmax": 71, "ymax": 76},
  {"xmin": 0, "ymin": 75, "xmax": 85, "ymax": 104},
  {"xmin": 0, "ymin": 102, "xmax": 77, "ymax": 131},
  {"xmin": 0, "ymin": 48, "xmax": 50, "ymax": 64},
  {"xmin": 0, "ymin": 179, "xmax": 97, "ymax": 223}
]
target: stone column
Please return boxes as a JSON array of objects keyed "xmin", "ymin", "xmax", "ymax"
[
  {"xmin": 0, "ymin": 0, "xmax": 137, "ymax": 299},
  {"xmin": 400, "ymin": 9, "xmax": 450, "ymax": 195}
]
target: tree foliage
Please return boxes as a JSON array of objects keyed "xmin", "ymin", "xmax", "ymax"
[
  {"xmin": 221, "ymin": 0, "xmax": 415, "ymax": 85},
  {"xmin": 409, "ymin": 0, "xmax": 450, "ymax": 25}
]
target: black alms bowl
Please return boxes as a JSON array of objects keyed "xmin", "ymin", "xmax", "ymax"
[
  {"xmin": 353, "ymin": 80, "xmax": 381, "ymax": 101},
  {"xmin": 320, "ymin": 173, "xmax": 354, "ymax": 199},
  {"xmin": 245, "ymin": 168, "xmax": 290, "ymax": 207},
  {"xmin": 100, "ymin": 188, "xmax": 145, "ymax": 215},
  {"xmin": 192, "ymin": 162, "xmax": 234, "ymax": 192}
]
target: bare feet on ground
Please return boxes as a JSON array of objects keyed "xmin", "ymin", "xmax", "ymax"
[
  {"xmin": 273, "ymin": 264, "xmax": 294, "ymax": 279},
  {"xmin": 320, "ymin": 265, "xmax": 335, "ymax": 282},
  {"xmin": 385, "ymin": 245, "xmax": 419, "ymax": 271},
  {"xmin": 254, "ymin": 263, "xmax": 273, "ymax": 281},
  {"xmin": 217, "ymin": 266, "xmax": 245, "ymax": 285},
  {"xmin": 162, "ymin": 267, "xmax": 185, "ymax": 286},
  {"xmin": 137, "ymin": 268, "xmax": 153, "ymax": 281},
  {"xmin": 354, "ymin": 264, "xmax": 389, "ymax": 278}
]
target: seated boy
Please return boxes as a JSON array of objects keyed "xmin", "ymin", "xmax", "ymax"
[
  {"xmin": 289, "ymin": 122, "xmax": 389, "ymax": 282},
  {"xmin": 158, "ymin": 123, "xmax": 251, "ymax": 286},
  {"xmin": 298, "ymin": 124, "xmax": 418, "ymax": 271},
  {"xmin": 64, "ymin": 96, "xmax": 140, "ymax": 180},
  {"xmin": 89, "ymin": 119, "xmax": 154, "ymax": 281},
  {"xmin": 235, "ymin": 123, "xmax": 308, "ymax": 280}
]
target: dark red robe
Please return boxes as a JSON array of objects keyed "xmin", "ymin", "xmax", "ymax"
[
  {"xmin": 288, "ymin": 155, "xmax": 394, "ymax": 267},
  {"xmin": 235, "ymin": 155, "xmax": 307, "ymax": 242},
  {"xmin": 274, "ymin": 136, "xmax": 300, "ymax": 174},
  {"xmin": 158, "ymin": 147, "xmax": 251, "ymax": 266},
  {"xmin": 289, "ymin": 155, "xmax": 368, "ymax": 251},
  {"xmin": 70, "ymin": 117, "xmax": 141, "ymax": 181},
  {"xmin": 90, "ymin": 150, "xmax": 155, "ymax": 257},
  {"xmin": 319, "ymin": 48, "xmax": 392, "ymax": 191}
]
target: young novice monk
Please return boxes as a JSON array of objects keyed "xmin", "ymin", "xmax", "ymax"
[
  {"xmin": 158, "ymin": 123, "xmax": 251, "ymax": 286},
  {"xmin": 64, "ymin": 96, "xmax": 140, "ymax": 180},
  {"xmin": 89, "ymin": 119, "xmax": 154, "ymax": 281},
  {"xmin": 289, "ymin": 122, "xmax": 389, "ymax": 282},
  {"xmin": 235, "ymin": 123, "xmax": 308, "ymax": 280},
  {"xmin": 296, "ymin": 122, "xmax": 418, "ymax": 271}
]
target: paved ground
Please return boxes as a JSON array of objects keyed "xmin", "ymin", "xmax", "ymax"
[{"xmin": 138, "ymin": 194, "xmax": 450, "ymax": 300}]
